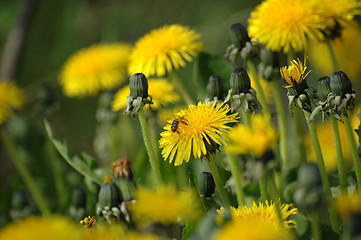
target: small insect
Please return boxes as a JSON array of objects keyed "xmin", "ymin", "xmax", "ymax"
[{"xmin": 171, "ymin": 116, "xmax": 187, "ymax": 133}]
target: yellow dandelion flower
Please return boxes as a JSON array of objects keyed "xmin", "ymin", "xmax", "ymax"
[
  {"xmin": 309, "ymin": 23, "xmax": 361, "ymax": 80},
  {"xmin": 0, "ymin": 216, "xmax": 81, "ymax": 240},
  {"xmin": 130, "ymin": 184, "xmax": 201, "ymax": 225},
  {"xmin": 225, "ymin": 114, "xmax": 278, "ymax": 157},
  {"xmin": 248, "ymin": 0, "xmax": 325, "ymax": 53},
  {"xmin": 80, "ymin": 216, "xmax": 96, "ymax": 229},
  {"xmin": 317, "ymin": 0, "xmax": 361, "ymax": 28},
  {"xmin": 334, "ymin": 192, "xmax": 361, "ymax": 219},
  {"xmin": 0, "ymin": 81, "xmax": 25, "ymax": 125},
  {"xmin": 60, "ymin": 43, "xmax": 132, "ymax": 97},
  {"xmin": 217, "ymin": 201, "xmax": 298, "ymax": 229},
  {"xmin": 159, "ymin": 102, "xmax": 239, "ymax": 166},
  {"xmin": 128, "ymin": 24, "xmax": 202, "ymax": 77},
  {"xmin": 280, "ymin": 55, "xmax": 312, "ymax": 89},
  {"xmin": 112, "ymin": 78, "xmax": 180, "ymax": 111},
  {"xmin": 215, "ymin": 218, "xmax": 294, "ymax": 240}
]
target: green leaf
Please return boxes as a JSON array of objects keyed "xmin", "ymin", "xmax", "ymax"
[
  {"xmin": 182, "ymin": 221, "xmax": 196, "ymax": 240},
  {"xmin": 44, "ymin": 119, "xmax": 107, "ymax": 185}
]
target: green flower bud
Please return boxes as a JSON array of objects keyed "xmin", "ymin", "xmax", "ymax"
[
  {"xmin": 330, "ymin": 71, "xmax": 353, "ymax": 97},
  {"xmin": 230, "ymin": 23, "xmax": 250, "ymax": 49},
  {"xmin": 199, "ymin": 172, "xmax": 215, "ymax": 198},
  {"xmin": 260, "ymin": 48, "xmax": 278, "ymax": 68},
  {"xmin": 129, "ymin": 73, "xmax": 149, "ymax": 99},
  {"xmin": 317, "ymin": 76, "xmax": 332, "ymax": 101},
  {"xmin": 97, "ymin": 182, "xmax": 123, "ymax": 209},
  {"xmin": 71, "ymin": 188, "xmax": 86, "ymax": 208},
  {"xmin": 206, "ymin": 75, "xmax": 225, "ymax": 100},
  {"xmin": 230, "ymin": 67, "xmax": 251, "ymax": 94},
  {"xmin": 298, "ymin": 163, "xmax": 322, "ymax": 189}
]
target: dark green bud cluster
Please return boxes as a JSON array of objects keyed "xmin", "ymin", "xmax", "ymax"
[
  {"xmin": 10, "ymin": 190, "xmax": 35, "ymax": 221},
  {"xmin": 205, "ymin": 75, "xmax": 225, "ymax": 103},
  {"xmin": 199, "ymin": 172, "xmax": 215, "ymax": 198},
  {"xmin": 258, "ymin": 48, "xmax": 279, "ymax": 81},
  {"xmin": 293, "ymin": 163, "xmax": 324, "ymax": 213},
  {"xmin": 96, "ymin": 181, "xmax": 124, "ymax": 223},
  {"xmin": 230, "ymin": 23, "xmax": 249, "ymax": 49},
  {"xmin": 309, "ymin": 71, "xmax": 356, "ymax": 122},
  {"xmin": 125, "ymin": 73, "xmax": 153, "ymax": 116},
  {"xmin": 69, "ymin": 188, "xmax": 87, "ymax": 220},
  {"xmin": 224, "ymin": 67, "xmax": 261, "ymax": 112}
]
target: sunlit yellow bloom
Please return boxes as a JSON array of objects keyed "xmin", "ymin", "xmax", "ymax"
[
  {"xmin": 0, "ymin": 216, "xmax": 81, "ymax": 240},
  {"xmin": 280, "ymin": 55, "xmax": 312, "ymax": 88},
  {"xmin": 306, "ymin": 106, "xmax": 359, "ymax": 173},
  {"xmin": 317, "ymin": 0, "xmax": 361, "ymax": 28},
  {"xmin": 128, "ymin": 24, "xmax": 202, "ymax": 77},
  {"xmin": 217, "ymin": 201, "xmax": 298, "ymax": 229},
  {"xmin": 309, "ymin": 23, "xmax": 361, "ymax": 80},
  {"xmin": 131, "ymin": 185, "xmax": 201, "ymax": 225},
  {"xmin": 159, "ymin": 102, "xmax": 239, "ymax": 166},
  {"xmin": 215, "ymin": 218, "xmax": 294, "ymax": 240},
  {"xmin": 225, "ymin": 114, "xmax": 278, "ymax": 157},
  {"xmin": 112, "ymin": 78, "xmax": 180, "ymax": 111},
  {"xmin": 80, "ymin": 216, "xmax": 96, "ymax": 229},
  {"xmin": 248, "ymin": 0, "xmax": 325, "ymax": 53},
  {"xmin": 0, "ymin": 81, "xmax": 25, "ymax": 125},
  {"xmin": 60, "ymin": 43, "xmax": 132, "ymax": 97},
  {"xmin": 334, "ymin": 192, "xmax": 361, "ymax": 219}
]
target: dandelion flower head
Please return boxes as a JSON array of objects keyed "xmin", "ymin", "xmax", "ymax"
[
  {"xmin": 130, "ymin": 184, "xmax": 201, "ymax": 225},
  {"xmin": 159, "ymin": 102, "xmax": 239, "ymax": 166},
  {"xmin": 128, "ymin": 24, "xmax": 202, "ymax": 77},
  {"xmin": 0, "ymin": 81, "xmax": 25, "ymax": 125},
  {"xmin": 60, "ymin": 43, "xmax": 132, "ymax": 97},
  {"xmin": 248, "ymin": 0, "xmax": 325, "ymax": 53},
  {"xmin": 280, "ymin": 55, "xmax": 312, "ymax": 89},
  {"xmin": 217, "ymin": 201, "xmax": 298, "ymax": 229},
  {"xmin": 111, "ymin": 78, "xmax": 180, "ymax": 111},
  {"xmin": 0, "ymin": 216, "xmax": 81, "ymax": 240},
  {"xmin": 225, "ymin": 114, "xmax": 278, "ymax": 157}
]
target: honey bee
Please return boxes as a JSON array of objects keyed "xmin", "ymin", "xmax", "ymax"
[{"xmin": 171, "ymin": 116, "xmax": 187, "ymax": 133}]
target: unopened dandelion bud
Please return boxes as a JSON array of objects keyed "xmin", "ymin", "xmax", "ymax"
[
  {"xmin": 330, "ymin": 71, "xmax": 353, "ymax": 97},
  {"xmin": 260, "ymin": 48, "xmax": 278, "ymax": 68},
  {"xmin": 199, "ymin": 172, "xmax": 215, "ymax": 198},
  {"xmin": 129, "ymin": 73, "xmax": 149, "ymax": 98},
  {"xmin": 206, "ymin": 75, "xmax": 225, "ymax": 100},
  {"xmin": 97, "ymin": 181, "xmax": 123, "ymax": 210},
  {"xmin": 112, "ymin": 157, "xmax": 136, "ymax": 201},
  {"xmin": 230, "ymin": 23, "xmax": 249, "ymax": 49},
  {"xmin": 298, "ymin": 163, "xmax": 322, "ymax": 189},
  {"xmin": 230, "ymin": 67, "xmax": 251, "ymax": 94},
  {"xmin": 317, "ymin": 76, "xmax": 332, "ymax": 101}
]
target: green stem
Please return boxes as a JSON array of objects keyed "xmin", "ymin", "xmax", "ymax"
[
  {"xmin": 275, "ymin": 171, "xmax": 283, "ymax": 202},
  {"xmin": 342, "ymin": 115, "xmax": 361, "ymax": 194},
  {"xmin": 294, "ymin": 107, "xmax": 307, "ymax": 164},
  {"xmin": 240, "ymin": 107, "xmax": 250, "ymax": 126},
  {"xmin": 247, "ymin": 60, "xmax": 271, "ymax": 120},
  {"xmin": 259, "ymin": 175, "xmax": 270, "ymax": 201},
  {"xmin": 228, "ymin": 154, "xmax": 245, "ymax": 205},
  {"xmin": 330, "ymin": 116, "xmax": 347, "ymax": 192},
  {"xmin": 267, "ymin": 173, "xmax": 284, "ymax": 226},
  {"xmin": 326, "ymin": 37, "xmax": 339, "ymax": 71},
  {"xmin": 47, "ymin": 139, "xmax": 67, "ymax": 210},
  {"xmin": 311, "ymin": 212, "xmax": 322, "ymax": 240},
  {"xmin": 303, "ymin": 111, "xmax": 340, "ymax": 234},
  {"xmin": 208, "ymin": 155, "xmax": 230, "ymax": 207},
  {"xmin": 0, "ymin": 127, "xmax": 51, "ymax": 216},
  {"xmin": 138, "ymin": 110, "xmax": 163, "ymax": 186},
  {"xmin": 169, "ymin": 72, "xmax": 194, "ymax": 105},
  {"xmin": 176, "ymin": 164, "xmax": 188, "ymax": 189},
  {"xmin": 271, "ymin": 79, "xmax": 288, "ymax": 166}
]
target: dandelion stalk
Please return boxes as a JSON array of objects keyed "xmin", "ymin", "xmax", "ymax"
[
  {"xmin": 247, "ymin": 60, "xmax": 271, "ymax": 120},
  {"xmin": 0, "ymin": 127, "xmax": 50, "ymax": 216},
  {"xmin": 311, "ymin": 212, "xmax": 322, "ymax": 240},
  {"xmin": 342, "ymin": 114, "xmax": 361, "ymax": 193},
  {"xmin": 259, "ymin": 175, "xmax": 270, "ymax": 202},
  {"xmin": 169, "ymin": 72, "xmax": 194, "ymax": 105},
  {"xmin": 303, "ymin": 110, "xmax": 340, "ymax": 233},
  {"xmin": 294, "ymin": 107, "xmax": 306, "ymax": 163},
  {"xmin": 138, "ymin": 110, "xmax": 163, "ymax": 186},
  {"xmin": 208, "ymin": 154, "xmax": 230, "ymax": 207},
  {"xmin": 331, "ymin": 116, "xmax": 347, "ymax": 192},
  {"xmin": 326, "ymin": 37, "xmax": 339, "ymax": 71},
  {"xmin": 228, "ymin": 154, "xmax": 245, "ymax": 205},
  {"xmin": 271, "ymin": 79, "xmax": 288, "ymax": 166},
  {"xmin": 266, "ymin": 172, "xmax": 284, "ymax": 226}
]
